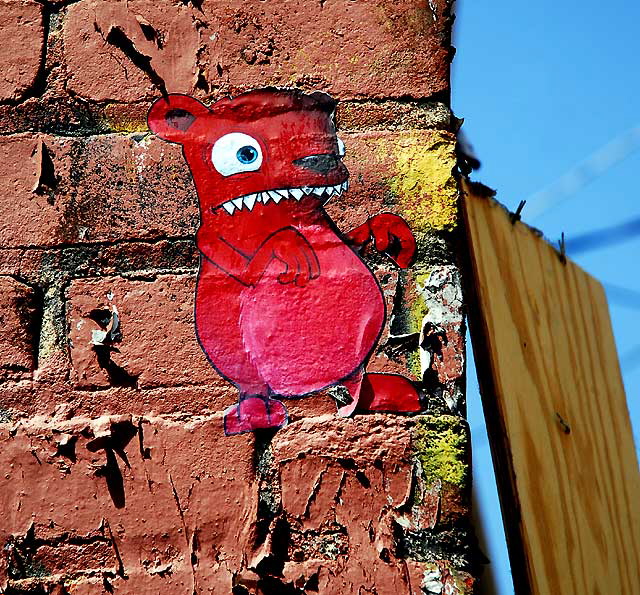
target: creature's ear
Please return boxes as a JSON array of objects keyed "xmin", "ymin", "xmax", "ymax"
[{"xmin": 147, "ymin": 94, "xmax": 210, "ymax": 144}]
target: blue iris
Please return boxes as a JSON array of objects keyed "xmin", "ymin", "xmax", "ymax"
[{"xmin": 237, "ymin": 145, "xmax": 258, "ymax": 164}]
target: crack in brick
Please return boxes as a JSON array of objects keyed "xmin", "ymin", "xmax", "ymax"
[
  {"xmin": 168, "ymin": 473, "xmax": 198, "ymax": 595},
  {"xmin": 95, "ymin": 24, "xmax": 168, "ymax": 100},
  {"xmin": 101, "ymin": 519, "xmax": 127, "ymax": 579},
  {"xmin": 302, "ymin": 466, "xmax": 328, "ymax": 519}
]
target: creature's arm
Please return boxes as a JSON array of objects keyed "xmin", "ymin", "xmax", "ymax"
[
  {"xmin": 345, "ymin": 213, "xmax": 416, "ymax": 269},
  {"xmin": 196, "ymin": 225, "xmax": 320, "ymax": 287}
]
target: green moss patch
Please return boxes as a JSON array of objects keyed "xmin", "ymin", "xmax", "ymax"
[{"xmin": 412, "ymin": 416, "xmax": 469, "ymax": 488}]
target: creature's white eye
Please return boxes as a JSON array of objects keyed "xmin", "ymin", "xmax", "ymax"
[
  {"xmin": 337, "ymin": 137, "xmax": 346, "ymax": 157},
  {"xmin": 211, "ymin": 132, "xmax": 263, "ymax": 176}
]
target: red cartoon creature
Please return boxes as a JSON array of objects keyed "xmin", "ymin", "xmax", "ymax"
[{"xmin": 148, "ymin": 89, "xmax": 421, "ymax": 435}]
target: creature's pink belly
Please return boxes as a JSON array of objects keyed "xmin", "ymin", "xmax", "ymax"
[
  {"xmin": 242, "ymin": 239, "xmax": 384, "ymax": 395},
  {"xmin": 195, "ymin": 230, "xmax": 384, "ymax": 396}
]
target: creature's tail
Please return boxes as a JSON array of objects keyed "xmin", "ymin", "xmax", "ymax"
[{"xmin": 338, "ymin": 372, "xmax": 421, "ymax": 416}]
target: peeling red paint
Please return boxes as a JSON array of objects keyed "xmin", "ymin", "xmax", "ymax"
[
  {"xmin": 61, "ymin": 0, "xmax": 451, "ymax": 103},
  {"xmin": 0, "ymin": 414, "xmax": 471, "ymax": 593},
  {"xmin": 0, "ymin": 0, "xmax": 44, "ymax": 102},
  {"xmin": 0, "ymin": 0, "xmax": 474, "ymax": 591}
]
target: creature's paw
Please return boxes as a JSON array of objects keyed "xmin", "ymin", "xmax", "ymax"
[
  {"xmin": 368, "ymin": 213, "xmax": 416, "ymax": 269},
  {"xmin": 223, "ymin": 397, "xmax": 288, "ymax": 436},
  {"xmin": 271, "ymin": 228, "xmax": 320, "ymax": 286},
  {"xmin": 248, "ymin": 227, "xmax": 320, "ymax": 287}
]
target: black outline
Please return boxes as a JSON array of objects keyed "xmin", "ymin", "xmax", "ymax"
[{"xmin": 147, "ymin": 90, "xmax": 419, "ymax": 433}]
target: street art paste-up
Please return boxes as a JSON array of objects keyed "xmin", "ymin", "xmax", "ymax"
[{"xmin": 148, "ymin": 89, "xmax": 422, "ymax": 435}]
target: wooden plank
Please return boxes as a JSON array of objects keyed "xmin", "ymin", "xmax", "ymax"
[{"xmin": 461, "ymin": 182, "xmax": 640, "ymax": 595}]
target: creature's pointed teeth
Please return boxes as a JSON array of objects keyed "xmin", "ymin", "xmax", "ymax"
[
  {"xmin": 221, "ymin": 182, "xmax": 348, "ymax": 215},
  {"xmin": 269, "ymin": 190, "xmax": 282, "ymax": 203},
  {"xmin": 310, "ymin": 183, "xmax": 345, "ymax": 198},
  {"xmin": 243, "ymin": 193, "xmax": 257, "ymax": 210}
]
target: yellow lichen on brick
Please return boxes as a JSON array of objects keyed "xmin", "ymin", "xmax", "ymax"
[
  {"xmin": 413, "ymin": 416, "xmax": 468, "ymax": 487},
  {"xmin": 102, "ymin": 104, "xmax": 148, "ymax": 134},
  {"xmin": 408, "ymin": 271, "xmax": 431, "ymax": 332},
  {"xmin": 380, "ymin": 131, "xmax": 458, "ymax": 232}
]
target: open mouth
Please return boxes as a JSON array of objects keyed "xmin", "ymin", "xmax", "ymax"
[{"xmin": 218, "ymin": 180, "xmax": 349, "ymax": 215}]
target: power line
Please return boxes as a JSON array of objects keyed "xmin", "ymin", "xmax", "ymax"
[
  {"xmin": 524, "ymin": 125, "xmax": 640, "ymax": 220},
  {"xmin": 604, "ymin": 283, "xmax": 640, "ymax": 311},
  {"xmin": 620, "ymin": 344, "xmax": 640, "ymax": 373},
  {"xmin": 567, "ymin": 215, "xmax": 640, "ymax": 254}
]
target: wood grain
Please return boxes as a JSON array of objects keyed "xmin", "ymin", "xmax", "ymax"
[{"xmin": 462, "ymin": 182, "xmax": 640, "ymax": 595}]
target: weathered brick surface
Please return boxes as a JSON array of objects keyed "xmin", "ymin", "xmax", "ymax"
[
  {"xmin": 0, "ymin": 0, "xmax": 475, "ymax": 592},
  {"xmin": 0, "ymin": 414, "xmax": 471, "ymax": 594},
  {"xmin": 61, "ymin": 0, "xmax": 451, "ymax": 103},
  {"xmin": 63, "ymin": 0, "xmax": 201, "ymax": 103},
  {"xmin": 0, "ymin": 130, "xmax": 456, "ymax": 249},
  {"xmin": 0, "ymin": 240, "xmax": 198, "ymax": 281},
  {"xmin": 0, "ymin": 276, "xmax": 37, "ymax": 379},
  {"xmin": 0, "ymin": 0, "xmax": 44, "ymax": 101},
  {"xmin": 0, "ymin": 414, "xmax": 257, "ymax": 593},
  {"xmin": 66, "ymin": 274, "xmax": 221, "ymax": 390},
  {"xmin": 0, "ymin": 134, "xmax": 197, "ymax": 248},
  {"xmin": 0, "ymin": 135, "xmax": 66, "ymax": 249}
]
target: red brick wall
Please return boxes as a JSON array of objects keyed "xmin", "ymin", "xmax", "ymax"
[{"xmin": 0, "ymin": 1, "xmax": 474, "ymax": 593}]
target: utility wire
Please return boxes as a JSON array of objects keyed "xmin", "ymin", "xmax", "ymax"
[
  {"xmin": 620, "ymin": 344, "xmax": 640, "ymax": 373},
  {"xmin": 524, "ymin": 125, "xmax": 640, "ymax": 220},
  {"xmin": 602, "ymin": 284, "xmax": 640, "ymax": 373},
  {"xmin": 604, "ymin": 283, "xmax": 640, "ymax": 311},
  {"xmin": 567, "ymin": 215, "xmax": 640, "ymax": 254}
]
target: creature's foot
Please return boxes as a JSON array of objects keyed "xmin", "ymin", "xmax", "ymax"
[
  {"xmin": 338, "ymin": 373, "xmax": 421, "ymax": 416},
  {"xmin": 359, "ymin": 373, "xmax": 421, "ymax": 412},
  {"xmin": 223, "ymin": 397, "xmax": 288, "ymax": 436}
]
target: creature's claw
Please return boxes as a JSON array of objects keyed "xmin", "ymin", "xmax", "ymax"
[
  {"xmin": 346, "ymin": 213, "xmax": 416, "ymax": 269},
  {"xmin": 223, "ymin": 397, "xmax": 288, "ymax": 435},
  {"xmin": 369, "ymin": 213, "xmax": 416, "ymax": 269},
  {"xmin": 250, "ymin": 227, "xmax": 320, "ymax": 286}
]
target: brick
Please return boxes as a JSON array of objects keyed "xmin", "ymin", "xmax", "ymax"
[
  {"xmin": 62, "ymin": 0, "xmax": 451, "ymax": 102},
  {"xmin": 0, "ymin": 414, "xmax": 470, "ymax": 593},
  {"xmin": 0, "ymin": 133, "xmax": 197, "ymax": 248},
  {"xmin": 63, "ymin": 0, "xmax": 202, "ymax": 103},
  {"xmin": 336, "ymin": 100, "xmax": 451, "ymax": 132},
  {"xmin": 269, "ymin": 415, "xmax": 470, "ymax": 594},
  {"xmin": 0, "ymin": 130, "xmax": 456, "ymax": 250},
  {"xmin": 0, "ymin": 0, "xmax": 44, "ymax": 101},
  {"xmin": 328, "ymin": 130, "xmax": 459, "ymax": 236},
  {"xmin": 0, "ymin": 241, "xmax": 198, "ymax": 282},
  {"xmin": 66, "ymin": 274, "xmax": 223, "ymax": 390},
  {"xmin": 0, "ymin": 135, "xmax": 66, "ymax": 248},
  {"xmin": 0, "ymin": 383, "xmax": 238, "ymax": 421},
  {"xmin": 0, "ymin": 97, "xmax": 450, "ymax": 137},
  {"xmin": 0, "ymin": 414, "xmax": 257, "ymax": 594},
  {"xmin": 0, "ymin": 276, "xmax": 37, "ymax": 378}
]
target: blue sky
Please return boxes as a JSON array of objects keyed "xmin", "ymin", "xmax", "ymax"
[{"xmin": 452, "ymin": 1, "xmax": 640, "ymax": 592}]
